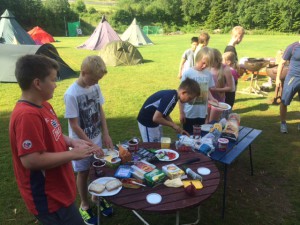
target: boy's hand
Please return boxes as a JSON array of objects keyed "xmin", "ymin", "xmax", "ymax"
[
  {"xmin": 103, "ymin": 133, "xmax": 114, "ymax": 150},
  {"xmin": 71, "ymin": 145, "xmax": 95, "ymax": 160},
  {"xmin": 69, "ymin": 139, "xmax": 92, "ymax": 148},
  {"xmin": 179, "ymin": 113, "xmax": 186, "ymax": 124}
]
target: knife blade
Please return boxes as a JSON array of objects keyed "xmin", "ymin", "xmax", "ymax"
[{"xmin": 176, "ymin": 158, "xmax": 200, "ymax": 166}]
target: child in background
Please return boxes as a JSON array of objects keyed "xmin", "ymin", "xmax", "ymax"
[
  {"xmin": 178, "ymin": 37, "xmax": 199, "ymax": 79},
  {"xmin": 223, "ymin": 51, "xmax": 239, "ymax": 107},
  {"xmin": 224, "ymin": 26, "xmax": 245, "ymax": 108},
  {"xmin": 179, "ymin": 47, "xmax": 218, "ymax": 134},
  {"xmin": 10, "ymin": 55, "xmax": 99, "ymax": 225},
  {"xmin": 208, "ymin": 49, "xmax": 234, "ymax": 122},
  {"xmin": 194, "ymin": 32, "xmax": 211, "ymax": 61},
  {"xmin": 64, "ymin": 55, "xmax": 114, "ymax": 224},
  {"xmin": 137, "ymin": 78, "xmax": 200, "ymax": 142}
]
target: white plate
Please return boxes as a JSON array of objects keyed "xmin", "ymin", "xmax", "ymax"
[
  {"xmin": 94, "ymin": 149, "xmax": 119, "ymax": 160},
  {"xmin": 209, "ymin": 101, "xmax": 231, "ymax": 111},
  {"xmin": 88, "ymin": 177, "xmax": 122, "ymax": 196},
  {"xmin": 146, "ymin": 193, "xmax": 162, "ymax": 204},
  {"xmin": 197, "ymin": 167, "xmax": 211, "ymax": 175},
  {"xmin": 155, "ymin": 149, "xmax": 179, "ymax": 161},
  {"xmin": 201, "ymin": 124, "xmax": 213, "ymax": 132}
]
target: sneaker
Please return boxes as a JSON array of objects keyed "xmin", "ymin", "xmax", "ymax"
[
  {"xmin": 280, "ymin": 123, "xmax": 288, "ymax": 133},
  {"xmin": 99, "ymin": 197, "xmax": 113, "ymax": 217},
  {"xmin": 79, "ymin": 207, "xmax": 98, "ymax": 225}
]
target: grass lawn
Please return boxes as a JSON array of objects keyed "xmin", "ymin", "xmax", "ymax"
[{"xmin": 1, "ymin": 34, "xmax": 300, "ymax": 225}]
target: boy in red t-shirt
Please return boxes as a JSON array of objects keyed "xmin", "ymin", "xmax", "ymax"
[{"xmin": 9, "ymin": 55, "xmax": 101, "ymax": 225}]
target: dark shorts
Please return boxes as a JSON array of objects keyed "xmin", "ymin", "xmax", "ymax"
[
  {"xmin": 35, "ymin": 203, "xmax": 85, "ymax": 225},
  {"xmin": 281, "ymin": 75, "xmax": 300, "ymax": 106},
  {"xmin": 183, "ymin": 118, "xmax": 206, "ymax": 135}
]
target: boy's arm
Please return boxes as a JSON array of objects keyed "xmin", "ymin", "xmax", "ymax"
[
  {"xmin": 20, "ymin": 139, "xmax": 96, "ymax": 170},
  {"xmin": 276, "ymin": 59, "xmax": 286, "ymax": 87},
  {"xmin": 178, "ymin": 58, "xmax": 186, "ymax": 79},
  {"xmin": 69, "ymin": 117, "xmax": 91, "ymax": 143},
  {"xmin": 153, "ymin": 111, "xmax": 183, "ymax": 134},
  {"xmin": 99, "ymin": 105, "xmax": 114, "ymax": 149},
  {"xmin": 178, "ymin": 101, "xmax": 186, "ymax": 124}
]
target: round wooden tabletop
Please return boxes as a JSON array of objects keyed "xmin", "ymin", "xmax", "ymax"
[{"xmin": 91, "ymin": 142, "xmax": 220, "ymax": 214}]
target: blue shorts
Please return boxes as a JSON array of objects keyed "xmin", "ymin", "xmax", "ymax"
[
  {"xmin": 35, "ymin": 202, "xmax": 85, "ymax": 225},
  {"xmin": 281, "ymin": 75, "xmax": 300, "ymax": 106}
]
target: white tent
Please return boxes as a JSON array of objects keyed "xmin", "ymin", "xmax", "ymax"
[
  {"xmin": 77, "ymin": 15, "xmax": 120, "ymax": 50},
  {"xmin": 121, "ymin": 18, "xmax": 153, "ymax": 46}
]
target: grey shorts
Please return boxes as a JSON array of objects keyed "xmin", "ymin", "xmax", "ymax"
[
  {"xmin": 35, "ymin": 202, "xmax": 85, "ymax": 225},
  {"xmin": 72, "ymin": 155, "xmax": 96, "ymax": 172},
  {"xmin": 281, "ymin": 75, "xmax": 300, "ymax": 106}
]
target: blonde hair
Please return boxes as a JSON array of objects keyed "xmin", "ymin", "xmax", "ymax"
[
  {"xmin": 232, "ymin": 26, "xmax": 245, "ymax": 36},
  {"xmin": 223, "ymin": 52, "xmax": 236, "ymax": 67},
  {"xmin": 81, "ymin": 55, "xmax": 107, "ymax": 76},
  {"xmin": 211, "ymin": 48, "xmax": 225, "ymax": 87},
  {"xmin": 198, "ymin": 32, "xmax": 210, "ymax": 46},
  {"xmin": 195, "ymin": 46, "xmax": 213, "ymax": 68}
]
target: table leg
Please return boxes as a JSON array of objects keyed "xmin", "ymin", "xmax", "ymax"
[
  {"xmin": 222, "ymin": 164, "xmax": 227, "ymax": 219},
  {"xmin": 180, "ymin": 206, "xmax": 201, "ymax": 225},
  {"xmin": 132, "ymin": 210, "xmax": 150, "ymax": 225},
  {"xmin": 249, "ymin": 144, "xmax": 253, "ymax": 176},
  {"xmin": 98, "ymin": 197, "xmax": 101, "ymax": 225}
]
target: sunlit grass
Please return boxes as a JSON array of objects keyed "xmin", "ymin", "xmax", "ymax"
[{"xmin": 1, "ymin": 34, "xmax": 300, "ymax": 224}]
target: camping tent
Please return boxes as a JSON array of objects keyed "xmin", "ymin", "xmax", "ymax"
[
  {"xmin": 28, "ymin": 26, "xmax": 55, "ymax": 44},
  {"xmin": 0, "ymin": 9, "xmax": 35, "ymax": 45},
  {"xmin": 77, "ymin": 15, "xmax": 120, "ymax": 50},
  {"xmin": 98, "ymin": 41, "xmax": 143, "ymax": 66},
  {"xmin": 121, "ymin": 18, "xmax": 153, "ymax": 46},
  {"xmin": 0, "ymin": 43, "xmax": 75, "ymax": 82}
]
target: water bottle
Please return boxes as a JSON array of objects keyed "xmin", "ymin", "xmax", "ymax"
[{"xmin": 185, "ymin": 168, "xmax": 202, "ymax": 181}]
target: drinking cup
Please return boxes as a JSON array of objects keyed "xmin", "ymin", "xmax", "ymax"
[
  {"xmin": 161, "ymin": 137, "xmax": 171, "ymax": 149},
  {"xmin": 92, "ymin": 160, "xmax": 106, "ymax": 177},
  {"xmin": 193, "ymin": 125, "xmax": 201, "ymax": 136}
]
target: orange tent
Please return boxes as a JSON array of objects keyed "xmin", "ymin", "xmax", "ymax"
[{"xmin": 28, "ymin": 26, "xmax": 55, "ymax": 44}]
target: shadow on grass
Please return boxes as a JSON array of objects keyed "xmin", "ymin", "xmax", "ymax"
[{"xmin": 142, "ymin": 59, "xmax": 154, "ymax": 64}]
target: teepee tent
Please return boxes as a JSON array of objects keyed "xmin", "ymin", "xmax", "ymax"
[
  {"xmin": 78, "ymin": 15, "xmax": 120, "ymax": 50},
  {"xmin": 98, "ymin": 41, "xmax": 143, "ymax": 66},
  {"xmin": 121, "ymin": 18, "xmax": 153, "ymax": 46},
  {"xmin": 0, "ymin": 43, "xmax": 75, "ymax": 82},
  {"xmin": 0, "ymin": 9, "xmax": 35, "ymax": 45},
  {"xmin": 28, "ymin": 26, "xmax": 55, "ymax": 44}
]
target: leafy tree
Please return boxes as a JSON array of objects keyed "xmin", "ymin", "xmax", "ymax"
[
  {"xmin": 73, "ymin": 0, "xmax": 87, "ymax": 14},
  {"xmin": 205, "ymin": 0, "xmax": 227, "ymax": 29},
  {"xmin": 181, "ymin": 0, "xmax": 210, "ymax": 24}
]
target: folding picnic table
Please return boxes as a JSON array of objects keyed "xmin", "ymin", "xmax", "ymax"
[{"xmin": 210, "ymin": 126, "xmax": 262, "ymax": 218}]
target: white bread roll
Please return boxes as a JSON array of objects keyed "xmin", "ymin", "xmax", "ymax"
[
  {"xmin": 105, "ymin": 179, "xmax": 122, "ymax": 191},
  {"xmin": 89, "ymin": 183, "xmax": 105, "ymax": 194}
]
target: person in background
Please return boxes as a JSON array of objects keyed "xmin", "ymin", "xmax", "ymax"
[
  {"xmin": 9, "ymin": 55, "xmax": 99, "ymax": 225},
  {"xmin": 64, "ymin": 55, "xmax": 114, "ymax": 224},
  {"xmin": 194, "ymin": 32, "xmax": 211, "ymax": 61},
  {"xmin": 224, "ymin": 26, "xmax": 245, "ymax": 108},
  {"xmin": 276, "ymin": 41, "xmax": 300, "ymax": 133},
  {"xmin": 222, "ymin": 51, "xmax": 239, "ymax": 108},
  {"xmin": 137, "ymin": 78, "xmax": 200, "ymax": 142},
  {"xmin": 178, "ymin": 36, "xmax": 199, "ymax": 79},
  {"xmin": 179, "ymin": 47, "xmax": 218, "ymax": 134},
  {"xmin": 208, "ymin": 48, "xmax": 234, "ymax": 122}
]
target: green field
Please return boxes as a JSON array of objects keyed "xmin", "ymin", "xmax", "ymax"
[{"xmin": 1, "ymin": 34, "xmax": 300, "ymax": 225}]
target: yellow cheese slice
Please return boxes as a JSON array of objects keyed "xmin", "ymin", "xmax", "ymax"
[
  {"xmin": 104, "ymin": 155, "xmax": 113, "ymax": 162},
  {"xmin": 182, "ymin": 180, "xmax": 203, "ymax": 189}
]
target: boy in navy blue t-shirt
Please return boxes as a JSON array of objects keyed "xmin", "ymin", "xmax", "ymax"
[{"xmin": 137, "ymin": 78, "xmax": 200, "ymax": 142}]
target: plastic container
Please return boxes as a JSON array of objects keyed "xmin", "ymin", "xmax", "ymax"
[
  {"xmin": 144, "ymin": 169, "xmax": 165, "ymax": 187},
  {"xmin": 218, "ymin": 138, "xmax": 229, "ymax": 151},
  {"xmin": 162, "ymin": 164, "xmax": 185, "ymax": 179},
  {"xmin": 105, "ymin": 157, "xmax": 121, "ymax": 169}
]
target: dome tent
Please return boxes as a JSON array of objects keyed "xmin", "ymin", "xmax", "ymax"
[
  {"xmin": 98, "ymin": 41, "xmax": 143, "ymax": 66},
  {"xmin": 0, "ymin": 43, "xmax": 75, "ymax": 82},
  {"xmin": 0, "ymin": 9, "xmax": 35, "ymax": 45},
  {"xmin": 78, "ymin": 15, "xmax": 120, "ymax": 50},
  {"xmin": 121, "ymin": 18, "xmax": 153, "ymax": 46},
  {"xmin": 28, "ymin": 26, "xmax": 55, "ymax": 44}
]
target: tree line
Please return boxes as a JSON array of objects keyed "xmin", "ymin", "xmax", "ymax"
[{"xmin": 0, "ymin": 0, "xmax": 299, "ymax": 36}]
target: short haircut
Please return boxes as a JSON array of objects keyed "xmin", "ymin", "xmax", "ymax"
[
  {"xmin": 81, "ymin": 55, "xmax": 107, "ymax": 76},
  {"xmin": 191, "ymin": 37, "xmax": 199, "ymax": 43},
  {"xmin": 195, "ymin": 46, "xmax": 213, "ymax": 68},
  {"xmin": 232, "ymin": 26, "xmax": 245, "ymax": 36},
  {"xmin": 179, "ymin": 78, "xmax": 200, "ymax": 97},
  {"xmin": 15, "ymin": 54, "xmax": 59, "ymax": 90},
  {"xmin": 198, "ymin": 32, "xmax": 210, "ymax": 46}
]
